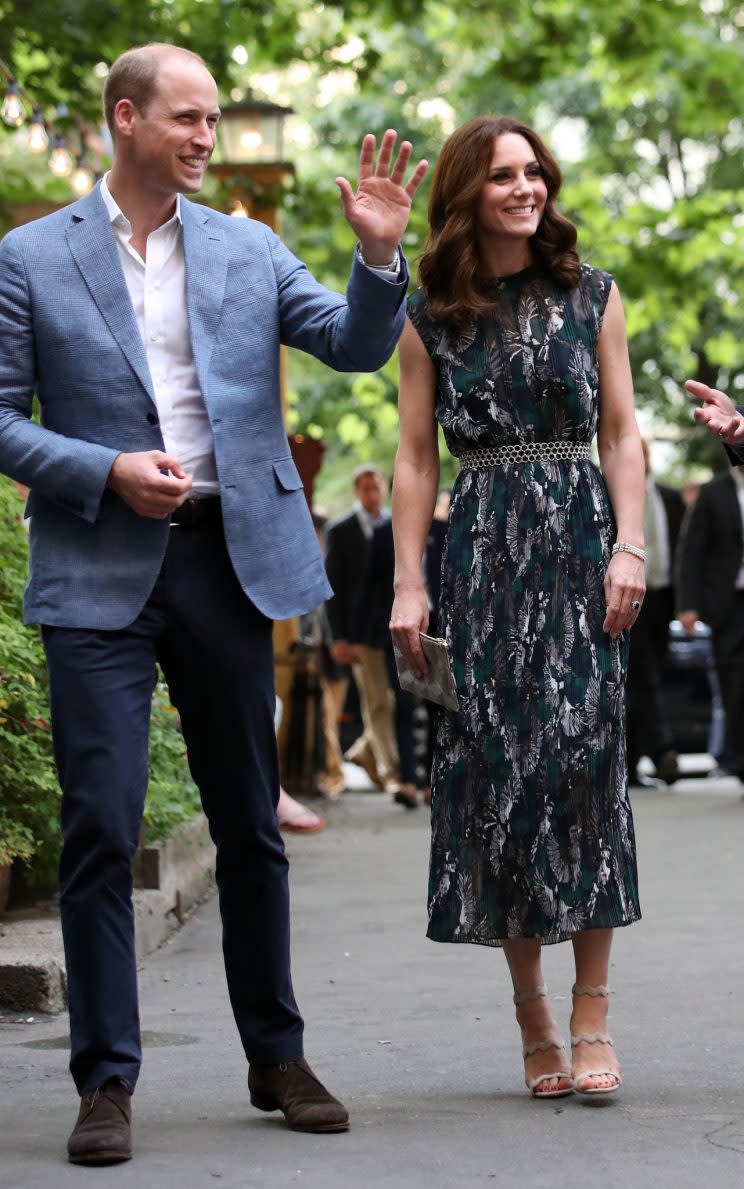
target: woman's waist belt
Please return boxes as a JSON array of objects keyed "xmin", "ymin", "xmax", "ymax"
[{"xmin": 456, "ymin": 442, "xmax": 591, "ymax": 468}]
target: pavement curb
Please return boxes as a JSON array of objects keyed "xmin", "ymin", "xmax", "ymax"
[{"xmin": 0, "ymin": 814, "xmax": 215, "ymax": 1015}]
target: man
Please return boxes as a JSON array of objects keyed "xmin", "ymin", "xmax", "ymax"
[
  {"xmin": 324, "ymin": 464, "xmax": 400, "ymax": 792},
  {"xmin": 682, "ymin": 378, "xmax": 744, "ymax": 781},
  {"xmin": 626, "ymin": 439, "xmax": 685, "ymax": 787},
  {"xmin": 0, "ymin": 43, "xmax": 426, "ymax": 1164}
]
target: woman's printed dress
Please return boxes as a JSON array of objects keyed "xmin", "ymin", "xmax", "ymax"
[{"xmin": 408, "ymin": 264, "xmax": 641, "ymax": 946}]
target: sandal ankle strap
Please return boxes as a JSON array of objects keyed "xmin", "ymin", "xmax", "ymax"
[
  {"xmin": 571, "ymin": 983, "xmax": 610, "ymax": 998},
  {"xmin": 523, "ymin": 1036, "xmax": 566, "ymax": 1058},
  {"xmin": 571, "ymin": 1031, "xmax": 614, "ymax": 1047},
  {"xmin": 513, "ymin": 984, "xmax": 548, "ymax": 1006}
]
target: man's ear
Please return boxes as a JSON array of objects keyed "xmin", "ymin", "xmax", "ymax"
[{"xmin": 113, "ymin": 98, "xmax": 138, "ymax": 139}]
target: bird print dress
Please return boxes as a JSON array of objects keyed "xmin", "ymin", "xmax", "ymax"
[{"xmin": 407, "ymin": 264, "xmax": 641, "ymax": 946}]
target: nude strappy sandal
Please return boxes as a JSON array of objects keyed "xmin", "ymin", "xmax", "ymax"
[
  {"xmin": 570, "ymin": 983, "xmax": 622, "ymax": 1096},
  {"xmin": 514, "ymin": 985, "xmax": 573, "ymax": 1099}
]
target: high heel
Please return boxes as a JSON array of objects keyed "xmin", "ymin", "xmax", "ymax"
[
  {"xmin": 570, "ymin": 983, "xmax": 622, "ymax": 1096},
  {"xmin": 514, "ymin": 985, "xmax": 573, "ymax": 1099}
]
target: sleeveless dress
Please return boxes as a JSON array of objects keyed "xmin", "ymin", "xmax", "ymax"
[{"xmin": 407, "ymin": 264, "xmax": 641, "ymax": 946}]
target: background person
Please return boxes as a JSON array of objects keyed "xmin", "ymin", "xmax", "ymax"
[
  {"xmin": 390, "ymin": 115, "xmax": 644, "ymax": 1100},
  {"xmin": 626, "ymin": 438, "xmax": 685, "ymax": 787},
  {"xmin": 677, "ymin": 467, "xmax": 744, "ymax": 784},
  {"xmin": 324, "ymin": 464, "xmax": 400, "ymax": 791},
  {"xmin": 0, "ymin": 42, "xmax": 427, "ymax": 1164}
]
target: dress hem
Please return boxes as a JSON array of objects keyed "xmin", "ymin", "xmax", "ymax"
[{"xmin": 426, "ymin": 909, "xmax": 642, "ymax": 949}]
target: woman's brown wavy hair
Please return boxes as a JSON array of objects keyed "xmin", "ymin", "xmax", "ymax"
[{"xmin": 418, "ymin": 115, "xmax": 581, "ymax": 331}]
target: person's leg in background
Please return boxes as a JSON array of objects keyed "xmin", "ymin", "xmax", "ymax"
[
  {"xmin": 349, "ymin": 646, "xmax": 400, "ymax": 792},
  {"xmin": 385, "ymin": 640, "xmax": 418, "ymax": 808}
]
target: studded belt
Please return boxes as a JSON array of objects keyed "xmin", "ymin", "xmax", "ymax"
[{"xmin": 456, "ymin": 442, "xmax": 591, "ymax": 468}]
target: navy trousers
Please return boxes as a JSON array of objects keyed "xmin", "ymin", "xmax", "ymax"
[{"xmin": 43, "ymin": 513, "xmax": 304, "ymax": 1094}]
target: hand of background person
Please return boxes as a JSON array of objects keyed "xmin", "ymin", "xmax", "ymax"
[
  {"xmin": 678, "ymin": 610, "xmax": 699, "ymax": 637},
  {"xmin": 335, "ymin": 130, "xmax": 428, "ymax": 265},
  {"xmin": 107, "ymin": 450, "xmax": 192, "ymax": 519},
  {"xmin": 330, "ymin": 641, "xmax": 357, "ymax": 666},
  {"xmin": 686, "ymin": 379, "xmax": 744, "ymax": 446},
  {"xmin": 389, "ymin": 585, "xmax": 430, "ymax": 678},
  {"xmin": 603, "ymin": 551, "xmax": 646, "ymax": 639}
]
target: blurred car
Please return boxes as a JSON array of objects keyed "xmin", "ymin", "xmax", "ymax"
[{"xmin": 661, "ymin": 619, "xmax": 722, "ymax": 758}]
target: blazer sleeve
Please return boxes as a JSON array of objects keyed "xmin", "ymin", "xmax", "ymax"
[
  {"xmin": 0, "ymin": 232, "xmax": 119, "ymax": 523},
  {"xmin": 265, "ymin": 229, "xmax": 410, "ymax": 373}
]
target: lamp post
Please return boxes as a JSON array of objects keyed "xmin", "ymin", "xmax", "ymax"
[
  {"xmin": 211, "ymin": 97, "xmax": 318, "ymax": 781},
  {"xmin": 210, "ymin": 97, "xmax": 294, "ymax": 232}
]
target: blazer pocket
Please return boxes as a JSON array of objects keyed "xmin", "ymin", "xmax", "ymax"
[{"xmin": 272, "ymin": 457, "xmax": 304, "ymax": 492}]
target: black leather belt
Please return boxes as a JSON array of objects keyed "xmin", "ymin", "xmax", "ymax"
[{"xmin": 169, "ymin": 497, "xmax": 222, "ymax": 528}]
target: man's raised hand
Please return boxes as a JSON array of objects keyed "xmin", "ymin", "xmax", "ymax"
[{"xmin": 335, "ymin": 130, "xmax": 428, "ymax": 266}]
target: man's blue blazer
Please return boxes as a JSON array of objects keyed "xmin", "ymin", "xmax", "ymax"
[{"xmin": 0, "ymin": 186, "xmax": 409, "ymax": 628}]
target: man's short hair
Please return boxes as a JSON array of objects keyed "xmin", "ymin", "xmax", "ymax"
[
  {"xmin": 102, "ymin": 43, "xmax": 208, "ymax": 135},
  {"xmin": 352, "ymin": 463, "xmax": 383, "ymax": 486}
]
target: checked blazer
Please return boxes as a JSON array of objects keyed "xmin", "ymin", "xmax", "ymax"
[{"xmin": 0, "ymin": 185, "xmax": 409, "ymax": 628}]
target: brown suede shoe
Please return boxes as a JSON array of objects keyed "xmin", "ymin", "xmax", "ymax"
[
  {"xmin": 248, "ymin": 1057, "xmax": 349, "ymax": 1133},
  {"xmin": 67, "ymin": 1079, "xmax": 132, "ymax": 1165}
]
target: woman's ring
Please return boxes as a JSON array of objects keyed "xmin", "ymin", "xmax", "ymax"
[{"xmin": 631, "ymin": 600, "xmax": 642, "ymax": 612}]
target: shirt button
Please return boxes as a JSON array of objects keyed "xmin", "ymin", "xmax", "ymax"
[{"xmin": 151, "ymin": 332, "xmax": 159, "ymax": 342}]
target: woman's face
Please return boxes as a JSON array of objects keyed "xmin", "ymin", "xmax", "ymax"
[{"xmin": 475, "ymin": 132, "xmax": 548, "ymax": 244}]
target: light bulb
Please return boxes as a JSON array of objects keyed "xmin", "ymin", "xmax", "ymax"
[
  {"xmin": 70, "ymin": 159, "xmax": 94, "ymax": 195},
  {"xmin": 229, "ymin": 200, "xmax": 249, "ymax": 218},
  {"xmin": 49, "ymin": 139, "xmax": 73, "ymax": 177},
  {"xmin": 2, "ymin": 81, "xmax": 25, "ymax": 128},
  {"xmin": 27, "ymin": 110, "xmax": 48, "ymax": 153}
]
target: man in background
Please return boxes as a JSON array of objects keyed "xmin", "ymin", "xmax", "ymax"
[
  {"xmin": 627, "ymin": 439, "xmax": 685, "ymax": 787},
  {"xmin": 324, "ymin": 464, "xmax": 400, "ymax": 792}
]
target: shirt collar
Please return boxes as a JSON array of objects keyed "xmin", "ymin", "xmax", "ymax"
[{"xmin": 99, "ymin": 171, "xmax": 182, "ymax": 230}]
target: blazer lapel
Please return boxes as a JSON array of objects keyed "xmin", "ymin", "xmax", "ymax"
[
  {"xmin": 181, "ymin": 201, "xmax": 228, "ymax": 401},
  {"xmin": 65, "ymin": 187, "xmax": 155, "ymax": 403}
]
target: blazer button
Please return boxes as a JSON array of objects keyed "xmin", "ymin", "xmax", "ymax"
[{"xmin": 147, "ymin": 412, "xmax": 159, "ymax": 425}]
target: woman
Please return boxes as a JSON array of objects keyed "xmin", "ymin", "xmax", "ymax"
[{"xmin": 390, "ymin": 116, "xmax": 645, "ymax": 1099}]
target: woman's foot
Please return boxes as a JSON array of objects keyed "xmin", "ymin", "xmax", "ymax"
[
  {"xmin": 277, "ymin": 788, "xmax": 325, "ymax": 834},
  {"xmin": 514, "ymin": 986, "xmax": 573, "ymax": 1098},
  {"xmin": 570, "ymin": 984, "xmax": 621, "ymax": 1095}
]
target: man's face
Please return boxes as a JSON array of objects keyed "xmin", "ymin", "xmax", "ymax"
[
  {"xmin": 120, "ymin": 56, "xmax": 220, "ymax": 198},
  {"xmin": 355, "ymin": 473, "xmax": 385, "ymax": 516}
]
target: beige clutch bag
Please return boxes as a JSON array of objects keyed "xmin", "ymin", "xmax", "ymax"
[{"xmin": 392, "ymin": 632, "xmax": 460, "ymax": 712}]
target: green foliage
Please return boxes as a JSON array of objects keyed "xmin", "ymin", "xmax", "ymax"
[
  {"xmin": 144, "ymin": 685, "xmax": 202, "ymax": 844},
  {"xmin": 0, "ymin": 479, "xmax": 59, "ymax": 875},
  {"xmin": 0, "ymin": 476, "xmax": 201, "ymax": 887},
  {"xmin": 2, "ymin": 0, "xmax": 743, "ymax": 497}
]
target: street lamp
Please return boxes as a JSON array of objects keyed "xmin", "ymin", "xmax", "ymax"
[
  {"xmin": 216, "ymin": 97, "xmax": 293, "ymax": 165},
  {"xmin": 210, "ymin": 96, "xmax": 294, "ymax": 231}
]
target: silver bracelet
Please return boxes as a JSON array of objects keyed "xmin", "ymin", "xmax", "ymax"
[
  {"xmin": 357, "ymin": 244, "xmax": 399, "ymax": 271},
  {"xmin": 612, "ymin": 540, "xmax": 646, "ymax": 562}
]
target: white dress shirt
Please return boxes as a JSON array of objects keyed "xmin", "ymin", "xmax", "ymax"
[{"xmin": 100, "ymin": 175, "xmax": 219, "ymax": 495}]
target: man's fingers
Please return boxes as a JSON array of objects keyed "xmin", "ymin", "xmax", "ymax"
[
  {"xmin": 374, "ymin": 128, "xmax": 397, "ymax": 176},
  {"xmin": 358, "ymin": 133, "xmax": 375, "ymax": 182},
  {"xmin": 389, "ymin": 140, "xmax": 413, "ymax": 185},
  {"xmin": 404, "ymin": 159, "xmax": 429, "ymax": 198},
  {"xmin": 335, "ymin": 177, "xmax": 354, "ymax": 217}
]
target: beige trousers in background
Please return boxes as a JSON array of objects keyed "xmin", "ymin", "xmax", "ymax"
[{"xmin": 346, "ymin": 646, "xmax": 399, "ymax": 783}]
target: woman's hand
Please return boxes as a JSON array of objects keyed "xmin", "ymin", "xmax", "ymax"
[
  {"xmin": 603, "ymin": 552, "xmax": 646, "ymax": 638},
  {"xmin": 390, "ymin": 585, "xmax": 430, "ymax": 678}
]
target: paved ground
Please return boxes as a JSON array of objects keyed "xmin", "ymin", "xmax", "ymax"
[{"xmin": 1, "ymin": 765, "xmax": 743, "ymax": 1188}]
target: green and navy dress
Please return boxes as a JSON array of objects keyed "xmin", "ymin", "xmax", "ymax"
[{"xmin": 408, "ymin": 264, "xmax": 641, "ymax": 946}]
